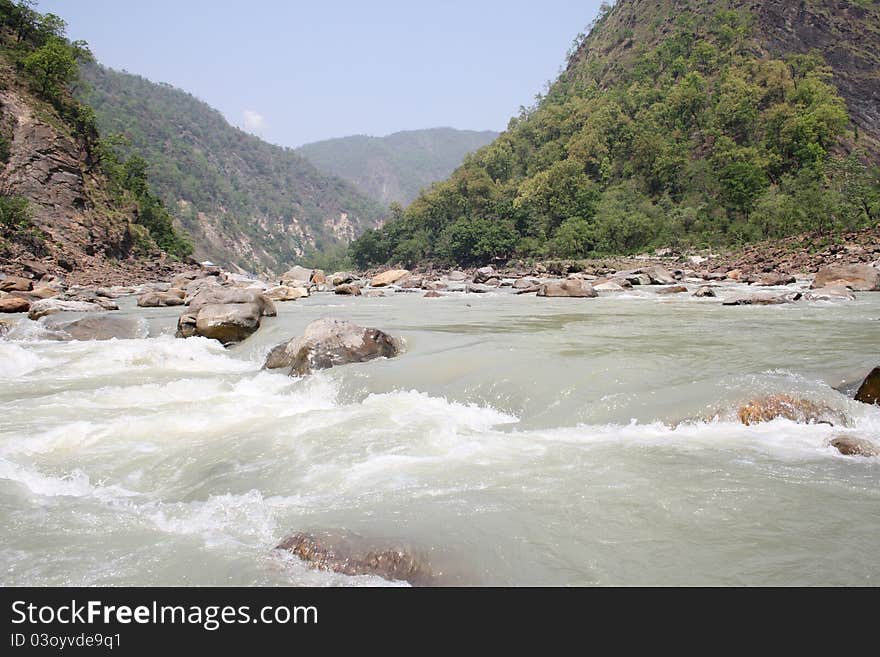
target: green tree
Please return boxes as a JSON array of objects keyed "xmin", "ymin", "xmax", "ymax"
[{"xmin": 23, "ymin": 37, "xmax": 77, "ymax": 99}]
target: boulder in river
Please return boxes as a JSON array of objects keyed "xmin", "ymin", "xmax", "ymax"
[
  {"xmin": 473, "ymin": 266, "xmax": 496, "ymax": 284},
  {"xmin": 854, "ymin": 367, "xmax": 880, "ymax": 405},
  {"xmin": 43, "ymin": 314, "xmax": 147, "ymax": 341},
  {"xmin": 264, "ymin": 285, "xmax": 309, "ymax": 302},
  {"xmin": 736, "ymin": 394, "xmax": 842, "ymax": 426},
  {"xmin": 693, "ymin": 286, "xmax": 717, "ymax": 298},
  {"xmin": 137, "ymin": 291, "xmax": 186, "ymax": 307},
  {"xmin": 513, "ymin": 277, "xmax": 541, "ymax": 289},
  {"xmin": 803, "ymin": 286, "xmax": 856, "ymax": 302},
  {"xmin": 329, "ymin": 272, "xmax": 356, "ymax": 286},
  {"xmin": 263, "ymin": 317, "xmax": 401, "ymax": 375},
  {"xmin": 370, "ymin": 269, "xmax": 410, "ymax": 287},
  {"xmin": 189, "ymin": 302, "xmax": 263, "ymax": 345},
  {"xmin": 275, "ymin": 531, "xmax": 435, "ymax": 586},
  {"xmin": 537, "ymin": 279, "xmax": 597, "ymax": 298},
  {"xmin": 188, "ymin": 287, "xmax": 276, "ymax": 317},
  {"xmin": 0, "ymin": 297, "xmax": 30, "ymax": 313},
  {"xmin": 642, "ymin": 266, "xmax": 676, "ymax": 285},
  {"xmin": 828, "ymin": 436, "xmax": 879, "ymax": 457},
  {"xmin": 811, "ymin": 264, "xmax": 880, "ymax": 291},
  {"xmin": 722, "ymin": 292, "xmax": 800, "ymax": 306},
  {"xmin": 280, "ymin": 266, "xmax": 314, "ymax": 285},
  {"xmin": 423, "ymin": 290, "xmax": 442, "ymax": 298},
  {"xmin": 334, "ymin": 283, "xmax": 361, "ymax": 296},
  {"xmin": 656, "ymin": 285, "xmax": 688, "ymax": 295},
  {"xmin": 27, "ymin": 299, "xmax": 110, "ymax": 320}
]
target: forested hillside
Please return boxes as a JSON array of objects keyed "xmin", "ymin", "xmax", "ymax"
[
  {"xmin": 79, "ymin": 64, "xmax": 385, "ymax": 274},
  {"xmin": 297, "ymin": 128, "xmax": 498, "ymax": 206},
  {"xmin": 350, "ymin": 0, "xmax": 880, "ymax": 268}
]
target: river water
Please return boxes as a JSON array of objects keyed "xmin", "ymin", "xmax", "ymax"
[{"xmin": 1, "ymin": 284, "xmax": 879, "ymax": 585}]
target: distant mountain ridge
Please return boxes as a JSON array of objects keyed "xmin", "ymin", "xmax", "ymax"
[
  {"xmin": 78, "ymin": 64, "xmax": 386, "ymax": 274},
  {"xmin": 297, "ymin": 128, "xmax": 499, "ymax": 206}
]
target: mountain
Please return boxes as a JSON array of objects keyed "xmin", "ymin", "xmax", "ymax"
[
  {"xmin": 350, "ymin": 0, "xmax": 880, "ymax": 268},
  {"xmin": 297, "ymin": 128, "xmax": 499, "ymax": 207},
  {"xmin": 78, "ymin": 64, "xmax": 386, "ymax": 275},
  {"xmin": 0, "ymin": 2, "xmax": 190, "ymax": 284}
]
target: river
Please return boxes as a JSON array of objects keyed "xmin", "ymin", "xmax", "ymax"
[{"xmin": 1, "ymin": 284, "xmax": 878, "ymax": 585}]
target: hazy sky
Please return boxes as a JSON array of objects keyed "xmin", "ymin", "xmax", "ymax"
[{"xmin": 36, "ymin": 0, "xmax": 603, "ymax": 148}]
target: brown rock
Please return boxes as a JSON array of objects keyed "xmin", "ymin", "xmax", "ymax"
[
  {"xmin": 264, "ymin": 285, "xmax": 309, "ymax": 301},
  {"xmin": 829, "ymin": 436, "xmax": 879, "ymax": 457},
  {"xmin": 854, "ymin": 367, "xmax": 880, "ymax": 405},
  {"xmin": 0, "ymin": 297, "xmax": 30, "ymax": 313},
  {"xmin": 656, "ymin": 285, "xmax": 688, "ymax": 295},
  {"xmin": 722, "ymin": 292, "xmax": 800, "ymax": 306},
  {"xmin": 192, "ymin": 302, "xmax": 263, "ymax": 345},
  {"xmin": 423, "ymin": 290, "xmax": 442, "ymax": 298},
  {"xmin": 276, "ymin": 532, "xmax": 435, "ymax": 586},
  {"xmin": 370, "ymin": 269, "xmax": 410, "ymax": 287},
  {"xmin": 311, "ymin": 270, "xmax": 326, "ymax": 285},
  {"xmin": 737, "ymin": 394, "xmax": 841, "ymax": 426},
  {"xmin": 188, "ymin": 287, "xmax": 276, "ymax": 317},
  {"xmin": 811, "ymin": 264, "xmax": 880, "ymax": 291},
  {"xmin": 536, "ymin": 279, "xmax": 597, "ymax": 298},
  {"xmin": 137, "ymin": 291, "xmax": 186, "ymax": 307},
  {"xmin": 754, "ymin": 273, "xmax": 796, "ymax": 286},
  {"xmin": 334, "ymin": 284, "xmax": 361, "ymax": 296},
  {"xmin": 693, "ymin": 286, "xmax": 717, "ymax": 298},
  {"xmin": 0, "ymin": 276, "xmax": 33, "ymax": 292}
]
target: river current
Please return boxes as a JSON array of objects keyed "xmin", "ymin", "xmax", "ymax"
[{"xmin": 1, "ymin": 283, "xmax": 878, "ymax": 585}]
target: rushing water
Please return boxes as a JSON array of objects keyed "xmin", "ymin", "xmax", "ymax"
[{"xmin": 1, "ymin": 283, "xmax": 879, "ymax": 586}]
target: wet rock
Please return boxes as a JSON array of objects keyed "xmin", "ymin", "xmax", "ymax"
[
  {"xmin": 854, "ymin": 367, "xmax": 880, "ymax": 405},
  {"xmin": 828, "ymin": 436, "xmax": 879, "ymax": 457},
  {"xmin": 803, "ymin": 286, "xmax": 856, "ymax": 302},
  {"xmin": 754, "ymin": 272, "xmax": 796, "ymax": 287},
  {"xmin": 737, "ymin": 394, "xmax": 842, "ymax": 426},
  {"xmin": 276, "ymin": 531, "xmax": 434, "ymax": 586},
  {"xmin": 264, "ymin": 285, "xmax": 309, "ymax": 302},
  {"xmin": 537, "ymin": 279, "xmax": 597, "ymax": 298},
  {"xmin": 0, "ymin": 276, "xmax": 33, "ymax": 292},
  {"xmin": 370, "ymin": 269, "xmax": 410, "ymax": 287},
  {"xmin": 43, "ymin": 314, "xmax": 146, "ymax": 341},
  {"xmin": 188, "ymin": 287, "xmax": 276, "ymax": 317},
  {"xmin": 812, "ymin": 264, "xmax": 880, "ymax": 291},
  {"xmin": 137, "ymin": 291, "xmax": 186, "ymax": 307},
  {"xmin": 280, "ymin": 266, "xmax": 314, "ymax": 285},
  {"xmin": 656, "ymin": 285, "xmax": 688, "ymax": 295},
  {"xmin": 693, "ymin": 286, "xmax": 717, "ymax": 298},
  {"xmin": 473, "ymin": 266, "xmax": 496, "ymax": 284},
  {"xmin": 722, "ymin": 292, "xmax": 800, "ymax": 306},
  {"xmin": 0, "ymin": 297, "xmax": 30, "ymax": 313},
  {"xmin": 27, "ymin": 299, "xmax": 109, "ymax": 320},
  {"xmin": 334, "ymin": 284, "xmax": 361, "ymax": 296},
  {"xmin": 192, "ymin": 302, "xmax": 263, "ymax": 345},
  {"xmin": 263, "ymin": 318, "xmax": 401, "ymax": 376}
]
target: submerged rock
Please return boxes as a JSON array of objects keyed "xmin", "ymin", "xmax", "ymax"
[
  {"xmin": 43, "ymin": 314, "xmax": 146, "ymax": 341},
  {"xmin": 828, "ymin": 436, "xmax": 879, "ymax": 457},
  {"xmin": 854, "ymin": 367, "xmax": 880, "ymax": 405},
  {"xmin": 263, "ymin": 318, "xmax": 401, "ymax": 376},
  {"xmin": 275, "ymin": 531, "xmax": 435, "ymax": 586},
  {"xmin": 537, "ymin": 279, "xmax": 597, "ymax": 298},
  {"xmin": 736, "ymin": 394, "xmax": 842, "ymax": 426},
  {"xmin": 722, "ymin": 292, "xmax": 800, "ymax": 306},
  {"xmin": 811, "ymin": 264, "xmax": 880, "ymax": 291}
]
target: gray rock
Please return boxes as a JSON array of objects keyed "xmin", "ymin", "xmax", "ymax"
[
  {"xmin": 263, "ymin": 318, "xmax": 401, "ymax": 376},
  {"xmin": 803, "ymin": 286, "xmax": 856, "ymax": 302},
  {"xmin": 43, "ymin": 314, "xmax": 147, "ymax": 341},
  {"xmin": 722, "ymin": 292, "xmax": 801, "ymax": 306},
  {"xmin": 693, "ymin": 286, "xmax": 717, "ymax": 298},
  {"xmin": 280, "ymin": 266, "xmax": 314, "ymax": 285},
  {"xmin": 473, "ymin": 266, "xmax": 496, "ymax": 284},
  {"xmin": 191, "ymin": 302, "xmax": 263, "ymax": 345},
  {"xmin": 829, "ymin": 436, "xmax": 879, "ymax": 457},
  {"xmin": 188, "ymin": 287, "xmax": 276, "ymax": 317}
]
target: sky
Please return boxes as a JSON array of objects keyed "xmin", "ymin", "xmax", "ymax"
[{"xmin": 36, "ymin": 0, "xmax": 604, "ymax": 148}]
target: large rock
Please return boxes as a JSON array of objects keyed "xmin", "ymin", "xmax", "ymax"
[
  {"xmin": 191, "ymin": 302, "xmax": 263, "ymax": 345},
  {"xmin": 263, "ymin": 318, "xmax": 401, "ymax": 376},
  {"xmin": 736, "ymin": 394, "xmax": 842, "ymax": 426},
  {"xmin": 137, "ymin": 291, "xmax": 186, "ymax": 307},
  {"xmin": 536, "ymin": 279, "xmax": 597, "ymax": 298},
  {"xmin": 370, "ymin": 269, "xmax": 410, "ymax": 287},
  {"xmin": 329, "ymin": 272, "xmax": 356, "ymax": 286},
  {"xmin": 0, "ymin": 297, "xmax": 30, "ymax": 313},
  {"xmin": 447, "ymin": 270, "xmax": 469, "ymax": 282},
  {"xmin": 43, "ymin": 314, "xmax": 146, "ymax": 341},
  {"xmin": 280, "ymin": 266, "xmax": 314, "ymax": 285},
  {"xmin": 811, "ymin": 264, "xmax": 880, "ymax": 291},
  {"xmin": 0, "ymin": 276, "xmax": 33, "ymax": 292},
  {"xmin": 334, "ymin": 284, "xmax": 361, "ymax": 296},
  {"xmin": 473, "ymin": 266, "xmax": 496, "ymax": 284},
  {"xmin": 722, "ymin": 292, "xmax": 800, "ymax": 306},
  {"xmin": 854, "ymin": 367, "xmax": 880, "ymax": 405},
  {"xmin": 264, "ymin": 285, "xmax": 309, "ymax": 302},
  {"xmin": 27, "ymin": 299, "xmax": 109, "ymax": 320},
  {"xmin": 828, "ymin": 436, "xmax": 879, "ymax": 457},
  {"xmin": 513, "ymin": 277, "xmax": 541, "ymax": 289},
  {"xmin": 275, "ymin": 532, "xmax": 434, "ymax": 586},
  {"xmin": 188, "ymin": 287, "xmax": 276, "ymax": 317},
  {"xmin": 754, "ymin": 272, "xmax": 796, "ymax": 287},
  {"xmin": 693, "ymin": 286, "xmax": 717, "ymax": 298},
  {"xmin": 642, "ymin": 266, "xmax": 676, "ymax": 285}
]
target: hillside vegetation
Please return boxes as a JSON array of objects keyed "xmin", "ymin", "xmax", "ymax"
[
  {"xmin": 79, "ymin": 64, "xmax": 385, "ymax": 274},
  {"xmin": 297, "ymin": 128, "xmax": 498, "ymax": 206},
  {"xmin": 350, "ymin": 0, "xmax": 880, "ymax": 268}
]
